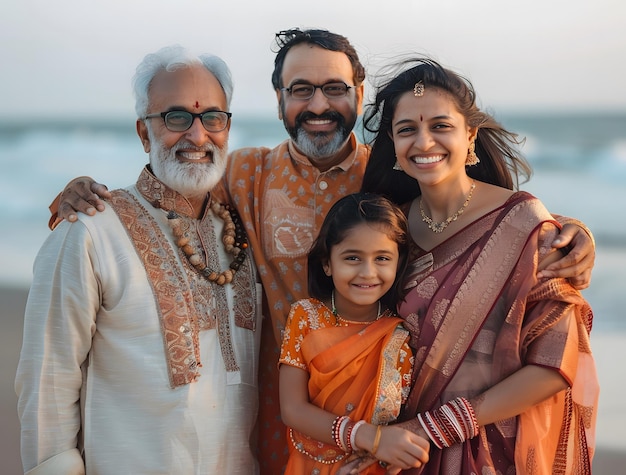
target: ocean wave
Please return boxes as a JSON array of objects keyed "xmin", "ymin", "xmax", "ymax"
[{"xmin": 1, "ymin": 116, "xmax": 624, "ymax": 329}]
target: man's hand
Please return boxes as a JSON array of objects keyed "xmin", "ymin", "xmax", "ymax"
[
  {"xmin": 537, "ymin": 223, "xmax": 595, "ymax": 290},
  {"xmin": 58, "ymin": 177, "xmax": 111, "ymax": 222}
]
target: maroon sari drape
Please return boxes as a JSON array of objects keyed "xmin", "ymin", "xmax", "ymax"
[{"xmin": 398, "ymin": 192, "xmax": 597, "ymax": 475}]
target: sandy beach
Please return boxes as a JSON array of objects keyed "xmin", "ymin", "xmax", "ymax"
[{"xmin": 2, "ymin": 285, "xmax": 625, "ymax": 474}]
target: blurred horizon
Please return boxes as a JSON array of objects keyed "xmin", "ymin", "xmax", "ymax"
[
  {"xmin": 4, "ymin": 106, "xmax": 626, "ymax": 122},
  {"xmin": 0, "ymin": 107, "xmax": 626, "ymax": 129}
]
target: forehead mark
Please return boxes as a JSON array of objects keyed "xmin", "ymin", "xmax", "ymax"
[
  {"xmin": 194, "ymin": 101, "xmax": 199, "ymax": 109},
  {"xmin": 420, "ymin": 115, "xmax": 423, "ymax": 122}
]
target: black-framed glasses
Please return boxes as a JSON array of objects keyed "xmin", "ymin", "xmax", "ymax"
[
  {"xmin": 281, "ymin": 82, "xmax": 352, "ymax": 100},
  {"xmin": 144, "ymin": 110, "xmax": 232, "ymax": 132}
]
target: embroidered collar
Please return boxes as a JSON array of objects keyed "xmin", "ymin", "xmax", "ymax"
[{"xmin": 109, "ymin": 173, "xmax": 258, "ymax": 387}]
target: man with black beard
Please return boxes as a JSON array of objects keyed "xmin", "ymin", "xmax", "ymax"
[
  {"xmin": 225, "ymin": 30, "xmax": 372, "ymax": 473},
  {"xmin": 16, "ymin": 45, "xmax": 261, "ymax": 474},
  {"xmin": 47, "ymin": 29, "xmax": 596, "ymax": 475}
]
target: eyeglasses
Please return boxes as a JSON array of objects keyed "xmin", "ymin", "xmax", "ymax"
[
  {"xmin": 144, "ymin": 110, "xmax": 232, "ymax": 132},
  {"xmin": 281, "ymin": 82, "xmax": 353, "ymax": 100}
]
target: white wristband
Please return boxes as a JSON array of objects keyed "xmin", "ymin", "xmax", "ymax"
[{"xmin": 350, "ymin": 420, "xmax": 367, "ymax": 450}]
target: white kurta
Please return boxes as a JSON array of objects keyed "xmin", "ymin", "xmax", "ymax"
[{"xmin": 15, "ymin": 181, "xmax": 262, "ymax": 474}]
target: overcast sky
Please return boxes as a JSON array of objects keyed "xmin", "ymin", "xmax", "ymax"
[{"xmin": 1, "ymin": 0, "xmax": 624, "ymax": 121}]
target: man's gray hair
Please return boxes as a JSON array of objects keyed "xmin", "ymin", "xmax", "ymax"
[{"xmin": 133, "ymin": 45, "xmax": 233, "ymax": 118}]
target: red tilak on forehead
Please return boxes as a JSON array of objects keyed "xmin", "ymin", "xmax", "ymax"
[
  {"xmin": 420, "ymin": 115, "xmax": 423, "ymax": 122},
  {"xmin": 194, "ymin": 101, "xmax": 200, "ymax": 109}
]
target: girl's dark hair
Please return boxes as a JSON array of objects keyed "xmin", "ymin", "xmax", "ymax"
[
  {"xmin": 361, "ymin": 57, "xmax": 532, "ymax": 204},
  {"xmin": 308, "ymin": 193, "xmax": 409, "ymax": 311},
  {"xmin": 271, "ymin": 28, "xmax": 366, "ymax": 90}
]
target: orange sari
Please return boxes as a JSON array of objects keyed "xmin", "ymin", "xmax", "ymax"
[
  {"xmin": 279, "ymin": 298, "xmax": 413, "ymax": 475},
  {"xmin": 399, "ymin": 192, "xmax": 598, "ymax": 475}
]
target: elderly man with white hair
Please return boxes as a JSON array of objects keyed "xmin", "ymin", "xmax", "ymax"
[{"xmin": 15, "ymin": 45, "xmax": 261, "ymax": 474}]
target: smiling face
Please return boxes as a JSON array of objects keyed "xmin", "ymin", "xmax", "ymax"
[
  {"xmin": 390, "ymin": 88, "xmax": 477, "ymax": 189},
  {"xmin": 323, "ymin": 222, "xmax": 399, "ymax": 322},
  {"xmin": 137, "ymin": 64, "xmax": 230, "ymax": 200},
  {"xmin": 277, "ymin": 43, "xmax": 363, "ymax": 169}
]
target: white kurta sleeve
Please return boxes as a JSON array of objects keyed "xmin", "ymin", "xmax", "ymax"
[
  {"xmin": 24, "ymin": 449, "xmax": 85, "ymax": 475},
  {"xmin": 15, "ymin": 219, "xmax": 100, "ymax": 474}
]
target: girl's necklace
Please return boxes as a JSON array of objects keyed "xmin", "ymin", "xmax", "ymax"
[
  {"xmin": 419, "ymin": 180, "xmax": 476, "ymax": 233},
  {"xmin": 331, "ymin": 291, "xmax": 381, "ymax": 325}
]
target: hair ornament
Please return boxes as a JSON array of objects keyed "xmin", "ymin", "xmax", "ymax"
[{"xmin": 413, "ymin": 80, "xmax": 425, "ymax": 97}]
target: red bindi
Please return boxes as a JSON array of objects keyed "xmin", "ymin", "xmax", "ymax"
[
  {"xmin": 420, "ymin": 115, "xmax": 423, "ymax": 122},
  {"xmin": 194, "ymin": 101, "xmax": 200, "ymax": 109}
]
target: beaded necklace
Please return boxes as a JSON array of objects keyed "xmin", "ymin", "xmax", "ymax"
[{"xmin": 165, "ymin": 201, "xmax": 248, "ymax": 285}]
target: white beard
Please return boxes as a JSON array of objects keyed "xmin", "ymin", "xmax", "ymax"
[{"xmin": 147, "ymin": 130, "xmax": 228, "ymax": 198}]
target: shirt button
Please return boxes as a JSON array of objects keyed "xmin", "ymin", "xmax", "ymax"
[{"xmin": 318, "ymin": 181, "xmax": 328, "ymax": 190}]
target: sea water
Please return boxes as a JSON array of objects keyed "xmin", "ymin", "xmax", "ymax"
[{"xmin": 1, "ymin": 112, "xmax": 625, "ymax": 331}]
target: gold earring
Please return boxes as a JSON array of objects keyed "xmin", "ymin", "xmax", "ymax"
[
  {"xmin": 466, "ymin": 140, "xmax": 480, "ymax": 166},
  {"xmin": 392, "ymin": 154, "xmax": 403, "ymax": 171}
]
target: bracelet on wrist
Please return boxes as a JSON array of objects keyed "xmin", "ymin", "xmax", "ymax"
[{"xmin": 371, "ymin": 425, "xmax": 382, "ymax": 455}]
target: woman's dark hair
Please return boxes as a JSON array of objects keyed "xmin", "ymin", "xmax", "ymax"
[
  {"xmin": 307, "ymin": 193, "xmax": 409, "ymax": 311},
  {"xmin": 271, "ymin": 28, "xmax": 366, "ymax": 90},
  {"xmin": 361, "ymin": 57, "xmax": 532, "ymax": 205}
]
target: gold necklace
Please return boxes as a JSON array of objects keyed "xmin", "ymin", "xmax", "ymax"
[
  {"xmin": 165, "ymin": 202, "xmax": 248, "ymax": 285},
  {"xmin": 419, "ymin": 181, "xmax": 476, "ymax": 233},
  {"xmin": 331, "ymin": 291, "xmax": 381, "ymax": 325}
]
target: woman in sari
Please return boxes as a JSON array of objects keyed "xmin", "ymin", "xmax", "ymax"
[
  {"xmin": 278, "ymin": 193, "xmax": 430, "ymax": 474},
  {"xmin": 360, "ymin": 57, "xmax": 598, "ymax": 474}
]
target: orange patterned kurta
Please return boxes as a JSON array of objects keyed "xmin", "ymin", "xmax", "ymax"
[{"xmin": 226, "ymin": 134, "xmax": 370, "ymax": 474}]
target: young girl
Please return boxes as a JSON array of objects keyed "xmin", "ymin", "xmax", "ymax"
[
  {"xmin": 278, "ymin": 193, "xmax": 430, "ymax": 474},
  {"xmin": 361, "ymin": 57, "xmax": 598, "ymax": 474}
]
